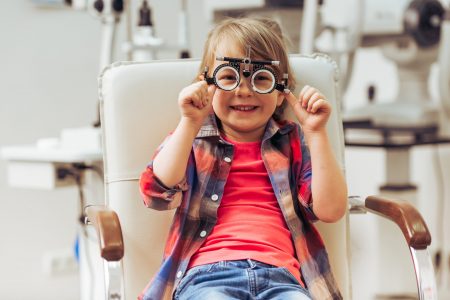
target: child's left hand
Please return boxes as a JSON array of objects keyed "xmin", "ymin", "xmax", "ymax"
[{"xmin": 285, "ymin": 85, "xmax": 331, "ymax": 133}]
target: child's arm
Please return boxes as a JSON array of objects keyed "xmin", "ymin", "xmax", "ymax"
[
  {"xmin": 152, "ymin": 81, "xmax": 216, "ymax": 188},
  {"xmin": 285, "ymin": 87, "xmax": 347, "ymax": 223}
]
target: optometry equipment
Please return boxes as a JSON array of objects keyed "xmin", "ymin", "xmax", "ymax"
[
  {"xmin": 315, "ymin": 0, "xmax": 449, "ymax": 133},
  {"xmin": 203, "ymin": 55, "xmax": 290, "ymax": 94},
  {"xmin": 312, "ymin": 1, "xmax": 450, "ymax": 299},
  {"xmin": 122, "ymin": 0, "xmax": 191, "ymax": 61}
]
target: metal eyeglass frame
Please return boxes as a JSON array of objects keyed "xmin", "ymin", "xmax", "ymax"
[{"xmin": 203, "ymin": 56, "xmax": 289, "ymax": 94}]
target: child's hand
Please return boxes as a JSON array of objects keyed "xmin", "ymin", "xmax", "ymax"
[
  {"xmin": 285, "ymin": 85, "xmax": 331, "ymax": 133},
  {"xmin": 178, "ymin": 81, "xmax": 216, "ymax": 126}
]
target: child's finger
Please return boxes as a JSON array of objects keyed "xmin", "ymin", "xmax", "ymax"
[
  {"xmin": 207, "ymin": 85, "xmax": 216, "ymax": 98},
  {"xmin": 191, "ymin": 92, "xmax": 205, "ymax": 109},
  {"xmin": 284, "ymin": 90, "xmax": 300, "ymax": 108},
  {"xmin": 194, "ymin": 82, "xmax": 208, "ymax": 107},
  {"xmin": 310, "ymin": 99, "xmax": 328, "ymax": 113},
  {"xmin": 199, "ymin": 89, "xmax": 207, "ymax": 107},
  {"xmin": 307, "ymin": 92, "xmax": 322, "ymax": 112},
  {"xmin": 198, "ymin": 81, "xmax": 207, "ymax": 96},
  {"xmin": 299, "ymin": 85, "xmax": 309, "ymax": 102},
  {"xmin": 302, "ymin": 88, "xmax": 317, "ymax": 107},
  {"xmin": 205, "ymin": 85, "xmax": 216, "ymax": 105}
]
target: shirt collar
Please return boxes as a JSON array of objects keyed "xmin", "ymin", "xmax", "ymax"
[
  {"xmin": 196, "ymin": 114, "xmax": 221, "ymax": 138},
  {"xmin": 196, "ymin": 113, "xmax": 295, "ymax": 140},
  {"xmin": 262, "ymin": 118, "xmax": 294, "ymax": 141}
]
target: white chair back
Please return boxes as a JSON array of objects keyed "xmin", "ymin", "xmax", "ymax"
[{"xmin": 98, "ymin": 55, "xmax": 350, "ymax": 299}]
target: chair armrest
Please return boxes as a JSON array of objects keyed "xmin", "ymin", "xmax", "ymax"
[
  {"xmin": 85, "ymin": 206, "xmax": 124, "ymax": 261},
  {"xmin": 365, "ymin": 195, "xmax": 431, "ymax": 250}
]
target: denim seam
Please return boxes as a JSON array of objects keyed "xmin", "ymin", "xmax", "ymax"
[{"xmin": 247, "ymin": 268, "xmax": 257, "ymax": 296}]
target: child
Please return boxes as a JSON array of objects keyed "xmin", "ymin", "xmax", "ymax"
[{"xmin": 139, "ymin": 18, "xmax": 347, "ymax": 300}]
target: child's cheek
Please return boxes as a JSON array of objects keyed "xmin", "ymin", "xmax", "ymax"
[
  {"xmin": 211, "ymin": 97, "xmax": 220, "ymax": 114},
  {"xmin": 211, "ymin": 93, "xmax": 223, "ymax": 111}
]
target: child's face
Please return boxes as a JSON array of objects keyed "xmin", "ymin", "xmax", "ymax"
[{"xmin": 211, "ymin": 45, "xmax": 285, "ymax": 142}]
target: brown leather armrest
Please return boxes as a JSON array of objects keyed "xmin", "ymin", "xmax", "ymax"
[
  {"xmin": 365, "ymin": 195, "xmax": 431, "ymax": 250},
  {"xmin": 85, "ymin": 206, "xmax": 124, "ymax": 261}
]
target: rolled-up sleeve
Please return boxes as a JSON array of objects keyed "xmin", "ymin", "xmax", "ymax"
[
  {"xmin": 139, "ymin": 165, "xmax": 188, "ymax": 210},
  {"xmin": 139, "ymin": 135, "xmax": 190, "ymax": 211}
]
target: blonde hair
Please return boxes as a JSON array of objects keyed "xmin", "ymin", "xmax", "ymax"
[{"xmin": 198, "ymin": 18, "xmax": 296, "ymax": 120}]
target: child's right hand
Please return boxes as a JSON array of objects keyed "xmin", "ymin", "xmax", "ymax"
[{"xmin": 178, "ymin": 81, "xmax": 216, "ymax": 126}]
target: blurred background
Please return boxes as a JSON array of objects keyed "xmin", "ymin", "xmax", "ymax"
[{"xmin": 1, "ymin": 0, "xmax": 450, "ymax": 299}]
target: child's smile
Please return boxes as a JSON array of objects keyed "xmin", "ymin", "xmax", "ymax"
[{"xmin": 230, "ymin": 104, "xmax": 258, "ymax": 112}]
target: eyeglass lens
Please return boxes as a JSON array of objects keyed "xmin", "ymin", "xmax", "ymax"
[{"xmin": 214, "ymin": 66, "xmax": 276, "ymax": 94}]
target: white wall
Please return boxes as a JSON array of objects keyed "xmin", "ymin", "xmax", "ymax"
[
  {"xmin": 0, "ymin": 2, "xmax": 100, "ymax": 299},
  {"xmin": 0, "ymin": 1, "xmax": 207, "ymax": 299}
]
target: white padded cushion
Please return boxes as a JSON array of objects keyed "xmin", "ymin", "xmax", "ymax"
[{"xmin": 99, "ymin": 55, "xmax": 350, "ymax": 300}]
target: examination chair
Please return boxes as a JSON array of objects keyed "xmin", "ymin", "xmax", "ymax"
[{"xmin": 88, "ymin": 55, "xmax": 436, "ymax": 300}]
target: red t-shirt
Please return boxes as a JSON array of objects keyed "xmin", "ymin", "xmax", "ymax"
[{"xmin": 188, "ymin": 136, "xmax": 302, "ymax": 285}]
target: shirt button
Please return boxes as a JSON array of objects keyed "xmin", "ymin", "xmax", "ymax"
[
  {"xmin": 211, "ymin": 194, "xmax": 219, "ymax": 201},
  {"xmin": 224, "ymin": 157, "xmax": 231, "ymax": 163},
  {"xmin": 200, "ymin": 230, "xmax": 207, "ymax": 237},
  {"xmin": 176, "ymin": 271, "xmax": 183, "ymax": 278}
]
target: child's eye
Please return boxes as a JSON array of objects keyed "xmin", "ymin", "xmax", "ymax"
[
  {"xmin": 255, "ymin": 75, "xmax": 270, "ymax": 81},
  {"xmin": 219, "ymin": 75, "xmax": 237, "ymax": 81}
]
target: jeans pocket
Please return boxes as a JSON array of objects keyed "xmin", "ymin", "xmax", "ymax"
[
  {"xmin": 174, "ymin": 263, "xmax": 217, "ymax": 299},
  {"xmin": 279, "ymin": 267, "xmax": 301, "ymax": 285},
  {"xmin": 278, "ymin": 268, "xmax": 311, "ymax": 297}
]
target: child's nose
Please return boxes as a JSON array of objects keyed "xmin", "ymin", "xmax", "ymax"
[{"xmin": 236, "ymin": 76, "xmax": 253, "ymax": 96}]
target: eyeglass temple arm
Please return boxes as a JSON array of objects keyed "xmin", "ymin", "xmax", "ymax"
[
  {"xmin": 203, "ymin": 67, "xmax": 215, "ymax": 85},
  {"xmin": 276, "ymin": 73, "xmax": 289, "ymax": 93}
]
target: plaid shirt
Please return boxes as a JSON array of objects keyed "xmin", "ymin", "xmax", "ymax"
[{"xmin": 139, "ymin": 114, "xmax": 342, "ymax": 300}]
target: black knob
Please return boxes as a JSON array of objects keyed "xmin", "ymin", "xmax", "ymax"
[
  {"xmin": 138, "ymin": 0, "xmax": 152, "ymax": 26},
  {"xmin": 404, "ymin": 0, "xmax": 445, "ymax": 48},
  {"xmin": 367, "ymin": 85, "xmax": 376, "ymax": 103},
  {"xmin": 94, "ymin": 0, "xmax": 104, "ymax": 13}
]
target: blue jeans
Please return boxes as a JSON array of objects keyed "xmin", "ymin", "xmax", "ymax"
[{"xmin": 174, "ymin": 259, "xmax": 312, "ymax": 300}]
